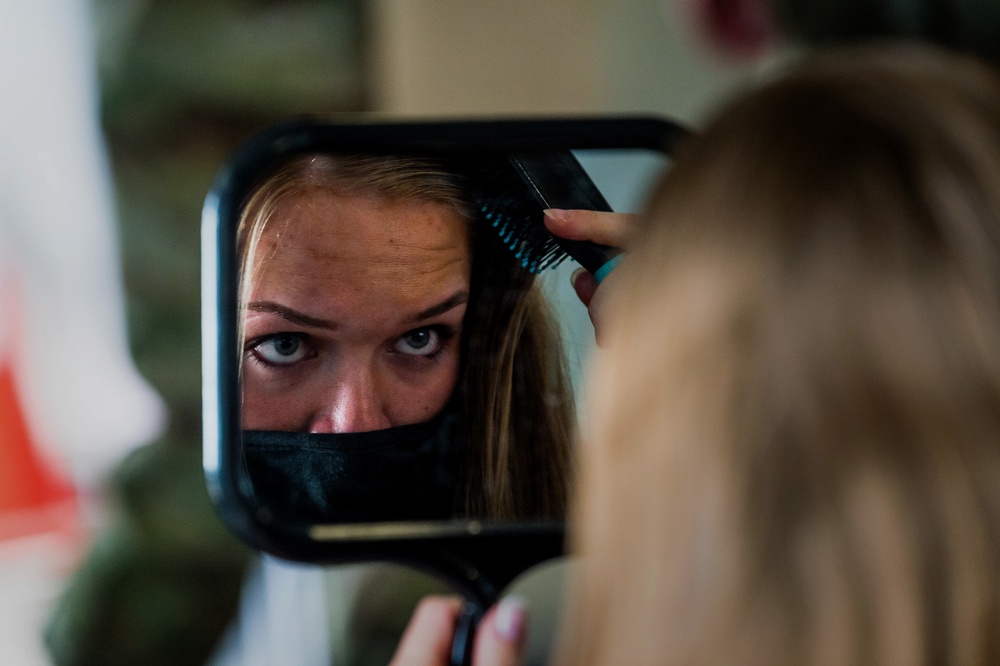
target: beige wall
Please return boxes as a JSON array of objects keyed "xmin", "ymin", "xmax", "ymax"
[
  {"xmin": 366, "ymin": 0, "xmax": 761, "ymax": 125},
  {"xmin": 367, "ymin": 0, "xmax": 604, "ymax": 114}
]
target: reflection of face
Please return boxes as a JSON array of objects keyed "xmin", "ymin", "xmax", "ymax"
[{"xmin": 242, "ymin": 190, "xmax": 471, "ymax": 433}]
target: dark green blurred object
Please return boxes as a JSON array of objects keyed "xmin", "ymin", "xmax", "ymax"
[
  {"xmin": 774, "ymin": 0, "xmax": 1000, "ymax": 63},
  {"xmin": 45, "ymin": 441, "xmax": 249, "ymax": 666}
]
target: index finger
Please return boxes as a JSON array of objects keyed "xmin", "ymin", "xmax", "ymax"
[
  {"xmin": 543, "ymin": 209, "xmax": 639, "ymax": 248},
  {"xmin": 390, "ymin": 596, "xmax": 463, "ymax": 666}
]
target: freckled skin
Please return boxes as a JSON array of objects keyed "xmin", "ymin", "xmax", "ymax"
[{"xmin": 242, "ymin": 191, "xmax": 471, "ymax": 433}]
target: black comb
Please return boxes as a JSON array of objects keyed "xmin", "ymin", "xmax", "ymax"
[{"xmin": 473, "ymin": 151, "xmax": 622, "ymax": 279}]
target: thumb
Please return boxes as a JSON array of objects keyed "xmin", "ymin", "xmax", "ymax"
[{"xmin": 390, "ymin": 596, "xmax": 463, "ymax": 666}]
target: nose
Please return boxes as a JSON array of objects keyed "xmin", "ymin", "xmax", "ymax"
[{"xmin": 309, "ymin": 364, "xmax": 392, "ymax": 434}]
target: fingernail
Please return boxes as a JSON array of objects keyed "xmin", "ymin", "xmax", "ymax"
[
  {"xmin": 543, "ymin": 208, "xmax": 571, "ymax": 222},
  {"xmin": 494, "ymin": 596, "xmax": 527, "ymax": 643},
  {"xmin": 571, "ymin": 267, "xmax": 587, "ymax": 287}
]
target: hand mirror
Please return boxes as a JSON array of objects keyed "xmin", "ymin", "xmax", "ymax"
[{"xmin": 202, "ymin": 116, "xmax": 686, "ymax": 617}]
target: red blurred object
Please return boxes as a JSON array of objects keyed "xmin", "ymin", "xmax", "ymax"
[
  {"xmin": 693, "ymin": 0, "xmax": 778, "ymax": 58},
  {"xmin": 0, "ymin": 294, "xmax": 79, "ymax": 544}
]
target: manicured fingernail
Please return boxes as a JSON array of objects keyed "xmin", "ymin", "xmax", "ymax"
[
  {"xmin": 543, "ymin": 208, "xmax": 571, "ymax": 222},
  {"xmin": 494, "ymin": 596, "xmax": 527, "ymax": 643}
]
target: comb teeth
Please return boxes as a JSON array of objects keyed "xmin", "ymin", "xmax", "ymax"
[
  {"xmin": 479, "ymin": 202, "xmax": 567, "ymax": 273},
  {"xmin": 474, "ymin": 158, "xmax": 570, "ymax": 274}
]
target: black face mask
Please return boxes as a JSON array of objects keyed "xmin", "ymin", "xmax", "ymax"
[{"xmin": 241, "ymin": 412, "xmax": 461, "ymax": 525}]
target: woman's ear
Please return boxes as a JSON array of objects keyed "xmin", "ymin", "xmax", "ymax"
[{"xmin": 686, "ymin": 0, "xmax": 779, "ymax": 58}]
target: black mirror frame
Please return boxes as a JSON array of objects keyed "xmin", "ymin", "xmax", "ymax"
[{"xmin": 201, "ymin": 115, "xmax": 689, "ymax": 609}]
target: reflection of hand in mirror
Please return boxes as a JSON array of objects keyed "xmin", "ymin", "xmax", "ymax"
[
  {"xmin": 543, "ymin": 209, "xmax": 640, "ymax": 343},
  {"xmin": 237, "ymin": 155, "xmax": 575, "ymax": 522}
]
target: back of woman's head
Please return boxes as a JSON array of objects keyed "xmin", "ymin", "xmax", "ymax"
[{"xmin": 560, "ymin": 45, "xmax": 1000, "ymax": 665}]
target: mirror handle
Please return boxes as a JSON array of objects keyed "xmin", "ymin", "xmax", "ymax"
[{"xmin": 450, "ymin": 600, "xmax": 483, "ymax": 666}]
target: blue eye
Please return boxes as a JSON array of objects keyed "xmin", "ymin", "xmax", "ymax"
[
  {"xmin": 393, "ymin": 327, "xmax": 442, "ymax": 357},
  {"xmin": 252, "ymin": 334, "xmax": 311, "ymax": 365}
]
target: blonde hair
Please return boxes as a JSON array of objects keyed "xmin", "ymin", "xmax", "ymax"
[
  {"xmin": 558, "ymin": 45, "xmax": 1000, "ymax": 665},
  {"xmin": 238, "ymin": 154, "xmax": 573, "ymax": 520}
]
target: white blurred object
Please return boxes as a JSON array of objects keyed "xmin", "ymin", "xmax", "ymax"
[
  {"xmin": 0, "ymin": 534, "xmax": 82, "ymax": 665},
  {"xmin": 0, "ymin": 0, "xmax": 165, "ymax": 490},
  {"xmin": 211, "ymin": 557, "xmax": 333, "ymax": 666}
]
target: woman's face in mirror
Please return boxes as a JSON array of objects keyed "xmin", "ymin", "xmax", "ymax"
[{"xmin": 241, "ymin": 189, "xmax": 471, "ymax": 433}]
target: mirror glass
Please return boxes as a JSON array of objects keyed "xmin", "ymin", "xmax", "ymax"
[{"xmin": 232, "ymin": 146, "xmax": 670, "ymax": 527}]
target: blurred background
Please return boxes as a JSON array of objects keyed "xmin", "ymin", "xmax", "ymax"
[{"xmin": 1, "ymin": 1, "xmax": 762, "ymax": 664}]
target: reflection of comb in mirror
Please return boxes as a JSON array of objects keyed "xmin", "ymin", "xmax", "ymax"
[{"xmin": 475, "ymin": 152, "xmax": 622, "ymax": 281}]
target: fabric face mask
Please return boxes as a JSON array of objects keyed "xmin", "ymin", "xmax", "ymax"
[{"xmin": 241, "ymin": 412, "xmax": 460, "ymax": 524}]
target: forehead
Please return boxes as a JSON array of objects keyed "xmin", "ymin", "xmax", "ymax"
[
  {"xmin": 278, "ymin": 188, "xmax": 465, "ymax": 247},
  {"xmin": 249, "ymin": 189, "xmax": 471, "ymax": 305}
]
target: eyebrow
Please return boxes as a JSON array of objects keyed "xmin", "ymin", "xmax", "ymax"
[
  {"xmin": 405, "ymin": 291, "xmax": 469, "ymax": 323},
  {"xmin": 247, "ymin": 301, "xmax": 336, "ymax": 329},
  {"xmin": 247, "ymin": 291, "xmax": 469, "ymax": 330}
]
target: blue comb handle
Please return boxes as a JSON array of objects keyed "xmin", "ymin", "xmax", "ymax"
[{"xmin": 593, "ymin": 254, "xmax": 623, "ymax": 284}]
